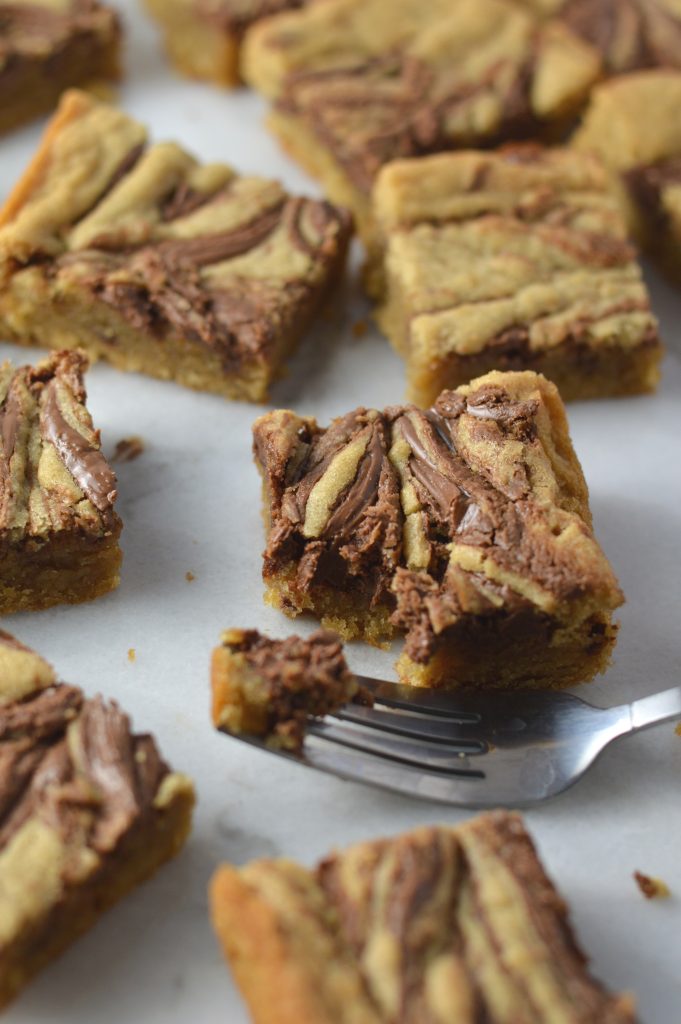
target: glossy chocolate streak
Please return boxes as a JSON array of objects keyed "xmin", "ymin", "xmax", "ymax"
[
  {"xmin": 324, "ymin": 425, "xmax": 386, "ymax": 535},
  {"xmin": 154, "ymin": 201, "xmax": 285, "ymax": 267},
  {"xmin": 625, "ymin": 156, "xmax": 681, "ymax": 226},
  {"xmin": 195, "ymin": 0, "xmax": 305, "ymax": 34},
  {"xmin": 42, "ymin": 381, "xmax": 117, "ymax": 512},
  {"xmin": 0, "ymin": 384, "xmax": 21, "ymax": 465}
]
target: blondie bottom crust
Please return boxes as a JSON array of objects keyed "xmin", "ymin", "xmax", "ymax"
[
  {"xmin": 0, "ymin": 350, "xmax": 122, "ymax": 614},
  {"xmin": 0, "ymin": 90, "xmax": 352, "ymax": 402},
  {"xmin": 212, "ymin": 628, "xmax": 360, "ymax": 753},
  {"xmin": 371, "ymin": 147, "xmax": 662, "ymax": 405},
  {"xmin": 574, "ymin": 71, "xmax": 681, "ymax": 287},
  {"xmin": 0, "ymin": 630, "xmax": 194, "ymax": 1009},
  {"xmin": 0, "ymin": 0, "xmax": 120, "ymax": 136},
  {"xmin": 145, "ymin": 0, "xmax": 307, "ymax": 87},
  {"xmin": 243, "ymin": 0, "xmax": 600, "ymax": 242},
  {"xmin": 518, "ymin": 0, "xmax": 681, "ymax": 74},
  {"xmin": 253, "ymin": 371, "xmax": 623, "ymax": 690},
  {"xmin": 211, "ymin": 811, "xmax": 637, "ymax": 1024}
]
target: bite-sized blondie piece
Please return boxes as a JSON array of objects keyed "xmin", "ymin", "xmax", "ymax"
[
  {"xmin": 519, "ymin": 0, "xmax": 681, "ymax": 74},
  {"xmin": 0, "ymin": 629, "xmax": 194, "ymax": 1010},
  {"xmin": 212, "ymin": 628, "xmax": 361, "ymax": 753},
  {"xmin": 0, "ymin": 90, "xmax": 352, "ymax": 402},
  {"xmin": 0, "ymin": 350, "xmax": 122, "ymax": 614},
  {"xmin": 0, "ymin": 0, "xmax": 121, "ymax": 136},
  {"xmin": 243, "ymin": 0, "xmax": 601, "ymax": 241},
  {"xmin": 371, "ymin": 146, "xmax": 662, "ymax": 405},
  {"xmin": 253, "ymin": 371, "xmax": 623, "ymax": 689},
  {"xmin": 211, "ymin": 811, "xmax": 637, "ymax": 1024},
  {"xmin": 574, "ymin": 71, "xmax": 681, "ymax": 287},
  {"xmin": 144, "ymin": 0, "xmax": 307, "ymax": 87}
]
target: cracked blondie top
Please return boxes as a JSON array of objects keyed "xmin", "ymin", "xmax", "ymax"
[
  {"xmin": 144, "ymin": 0, "xmax": 308, "ymax": 87},
  {"xmin": 574, "ymin": 71, "xmax": 681, "ymax": 287},
  {"xmin": 243, "ymin": 0, "xmax": 601, "ymax": 240},
  {"xmin": 0, "ymin": 629, "xmax": 194, "ymax": 1009},
  {"xmin": 371, "ymin": 145, "xmax": 662, "ymax": 404},
  {"xmin": 212, "ymin": 628, "xmax": 361, "ymax": 753},
  {"xmin": 0, "ymin": 0, "xmax": 120, "ymax": 135},
  {"xmin": 211, "ymin": 810, "xmax": 638, "ymax": 1023},
  {"xmin": 0, "ymin": 349, "xmax": 122, "ymax": 613},
  {"xmin": 520, "ymin": 0, "xmax": 681, "ymax": 73},
  {"xmin": 253, "ymin": 370, "xmax": 623, "ymax": 690},
  {"xmin": 0, "ymin": 90, "xmax": 352, "ymax": 402}
]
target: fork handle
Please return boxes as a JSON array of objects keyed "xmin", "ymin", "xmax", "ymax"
[{"xmin": 629, "ymin": 686, "xmax": 681, "ymax": 732}]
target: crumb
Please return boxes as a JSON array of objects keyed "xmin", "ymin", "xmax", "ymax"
[
  {"xmin": 675, "ymin": 723, "xmax": 681, "ymax": 736},
  {"xmin": 127, "ymin": 648, "xmax": 136, "ymax": 663},
  {"xmin": 351, "ymin": 319, "xmax": 368, "ymax": 339},
  {"xmin": 113, "ymin": 436, "xmax": 145, "ymax": 462},
  {"xmin": 634, "ymin": 871, "xmax": 671, "ymax": 899},
  {"xmin": 186, "ymin": 571, "xmax": 195, "ymax": 582}
]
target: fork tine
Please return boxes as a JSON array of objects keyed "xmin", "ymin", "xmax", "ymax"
[
  {"xmin": 355, "ymin": 674, "xmax": 483, "ymax": 720},
  {"xmin": 307, "ymin": 721, "xmax": 484, "ymax": 775},
  {"xmin": 335, "ymin": 704, "xmax": 487, "ymax": 750}
]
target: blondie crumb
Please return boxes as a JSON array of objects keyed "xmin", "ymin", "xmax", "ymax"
[
  {"xmin": 634, "ymin": 872, "xmax": 671, "ymax": 900},
  {"xmin": 212, "ymin": 628, "xmax": 361, "ymax": 753},
  {"xmin": 113, "ymin": 436, "xmax": 145, "ymax": 462}
]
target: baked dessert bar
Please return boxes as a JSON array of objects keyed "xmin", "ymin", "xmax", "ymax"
[
  {"xmin": 0, "ymin": 0, "xmax": 121, "ymax": 136},
  {"xmin": 0, "ymin": 629, "xmax": 194, "ymax": 1009},
  {"xmin": 0, "ymin": 90, "xmax": 352, "ymax": 402},
  {"xmin": 144, "ymin": 0, "xmax": 307, "ymax": 87},
  {"xmin": 574, "ymin": 71, "xmax": 681, "ymax": 287},
  {"xmin": 0, "ymin": 350, "xmax": 122, "ymax": 614},
  {"xmin": 253, "ymin": 370, "xmax": 623, "ymax": 690},
  {"xmin": 211, "ymin": 810, "xmax": 637, "ymax": 1024},
  {"xmin": 242, "ymin": 0, "xmax": 601, "ymax": 241},
  {"xmin": 371, "ymin": 146, "xmax": 662, "ymax": 405},
  {"xmin": 518, "ymin": 0, "xmax": 681, "ymax": 74},
  {"xmin": 212, "ymin": 628, "xmax": 361, "ymax": 753}
]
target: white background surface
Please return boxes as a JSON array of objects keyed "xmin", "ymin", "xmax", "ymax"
[{"xmin": 1, "ymin": 3, "xmax": 680, "ymax": 1021}]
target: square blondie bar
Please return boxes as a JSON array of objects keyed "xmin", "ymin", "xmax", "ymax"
[
  {"xmin": 243, "ymin": 0, "xmax": 601, "ymax": 241},
  {"xmin": 212, "ymin": 628, "xmax": 360, "ymax": 753},
  {"xmin": 0, "ymin": 0, "xmax": 121, "ymax": 136},
  {"xmin": 253, "ymin": 370, "xmax": 623, "ymax": 690},
  {"xmin": 0, "ymin": 629, "xmax": 194, "ymax": 1009},
  {"xmin": 144, "ymin": 0, "xmax": 307, "ymax": 87},
  {"xmin": 574, "ymin": 71, "xmax": 681, "ymax": 287},
  {"xmin": 0, "ymin": 350, "xmax": 122, "ymax": 614},
  {"xmin": 211, "ymin": 811, "xmax": 637, "ymax": 1024},
  {"xmin": 371, "ymin": 146, "xmax": 662, "ymax": 405},
  {"xmin": 518, "ymin": 0, "xmax": 681, "ymax": 74},
  {"xmin": 0, "ymin": 90, "xmax": 352, "ymax": 402}
]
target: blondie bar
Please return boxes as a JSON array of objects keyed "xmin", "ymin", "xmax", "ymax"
[
  {"xmin": 211, "ymin": 811, "xmax": 637, "ymax": 1023},
  {"xmin": 574, "ymin": 71, "xmax": 681, "ymax": 287},
  {"xmin": 0, "ymin": 0, "xmax": 120, "ymax": 136},
  {"xmin": 371, "ymin": 146, "xmax": 662, "ymax": 404},
  {"xmin": 212, "ymin": 628, "xmax": 360, "ymax": 753},
  {"xmin": 243, "ymin": 0, "xmax": 601, "ymax": 241},
  {"xmin": 519, "ymin": 0, "xmax": 681, "ymax": 74},
  {"xmin": 253, "ymin": 371, "xmax": 623, "ymax": 690},
  {"xmin": 0, "ymin": 629, "xmax": 194, "ymax": 1009},
  {"xmin": 144, "ymin": 0, "xmax": 307, "ymax": 87},
  {"xmin": 0, "ymin": 350, "xmax": 122, "ymax": 614},
  {"xmin": 0, "ymin": 90, "xmax": 352, "ymax": 401}
]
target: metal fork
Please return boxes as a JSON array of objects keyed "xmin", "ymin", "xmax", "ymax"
[{"xmin": 224, "ymin": 677, "xmax": 681, "ymax": 807}]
